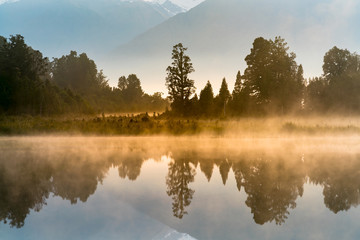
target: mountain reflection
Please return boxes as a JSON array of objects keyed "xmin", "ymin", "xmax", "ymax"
[{"xmin": 0, "ymin": 138, "xmax": 360, "ymax": 228}]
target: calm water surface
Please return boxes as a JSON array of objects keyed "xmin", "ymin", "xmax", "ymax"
[{"xmin": 0, "ymin": 136, "xmax": 360, "ymax": 240}]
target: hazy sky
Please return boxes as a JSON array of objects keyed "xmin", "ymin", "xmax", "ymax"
[
  {"xmin": 0, "ymin": 0, "xmax": 18, "ymax": 4},
  {"xmin": 1, "ymin": 0, "xmax": 359, "ymax": 94},
  {"xmin": 0, "ymin": 0, "xmax": 205, "ymax": 9}
]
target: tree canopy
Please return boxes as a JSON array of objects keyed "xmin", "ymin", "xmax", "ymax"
[
  {"xmin": 166, "ymin": 43, "xmax": 195, "ymax": 115},
  {"xmin": 242, "ymin": 37, "xmax": 304, "ymax": 114},
  {"xmin": 306, "ymin": 47, "xmax": 360, "ymax": 113},
  {"xmin": 2, "ymin": 35, "xmax": 360, "ymax": 117},
  {"xmin": 199, "ymin": 81, "xmax": 214, "ymax": 117},
  {"xmin": 52, "ymin": 51, "xmax": 109, "ymax": 96}
]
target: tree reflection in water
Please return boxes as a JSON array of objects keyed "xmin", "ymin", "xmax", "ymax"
[
  {"xmin": 166, "ymin": 157, "xmax": 196, "ymax": 219},
  {"xmin": 240, "ymin": 158, "xmax": 305, "ymax": 225},
  {"xmin": 0, "ymin": 158, "xmax": 52, "ymax": 228},
  {"xmin": 1, "ymin": 139, "xmax": 360, "ymax": 228},
  {"xmin": 306, "ymin": 154, "xmax": 360, "ymax": 213}
]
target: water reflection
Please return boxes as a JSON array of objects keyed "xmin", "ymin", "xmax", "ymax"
[
  {"xmin": 307, "ymin": 154, "xmax": 360, "ymax": 213},
  {"xmin": 166, "ymin": 158, "xmax": 196, "ymax": 219},
  {"xmin": 237, "ymin": 157, "xmax": 305, "ymax": 225},
  {"xmin": 0, "ymin": 137, "xmax": 359, "ymax": 229}
]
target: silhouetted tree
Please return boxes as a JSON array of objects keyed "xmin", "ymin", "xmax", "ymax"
[
  {"xmin": 117, "ymin": 74, "xmax": 144, "ymax": 104},
  {"xmin": 166, "ymin": 43, "xmax": 195, "ymax": 115},
  {"xmin": 229, "ymin": 71, "xmax": 247, "ymax": 115},
  {"xmin": 305, "ymin": 47, "xmax": 360, "ymax": 113},
  {"xmin": 187, "ymin": 94, "xmax": 200, "ymax": 116},
  {"xmin": 52, "ymin": 51, "xmax": 108, "ymax": 96},
  {"xmin": 199, "ymin": 81, "xmax": 214, "ymax": 117},
  {"xmin": 323, "ymin": 47, "xmax": 357, "ymax": 82},
  {"xmin": 323, "ymin": 47, "xmax": 360, "ymax": 112},
  {"xmin": 305, "ymin": 77, "xmax": 328, "ymax": 112},
  {"xmin": 243, "ymin": 37, "xmax": 304, "ymax": 114},
  {"xmin": 215, "ymin": 78, "xmax": 231, "ymax": 117},
  {"xmin": 0, "ymin": 35, "xmax": 90, "ymax": 115}
]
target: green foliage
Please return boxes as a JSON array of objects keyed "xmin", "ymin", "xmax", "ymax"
[
  {"xmin": 199, "ymin": 81, "xmax": 214, "ymax": 117},
  {"xmin": 0, "ymin": 35, "xmax": 90, "ymax": 115},
  {"xmin": 215, "ymin": 78, "xmax": 231, "ymax": 117},
  {"xmin": 0, "ymin": 35, "xmax": 168, "ymax": 115},
  {"xmin": 229, "ymin": 71, "xmax": 246, "ymax": 115},
  {"xmin": 306, "ymin": 47, "xmax": 360, "ymax": 113},
  {"xmin": 243, "ymin": 37, "xmax": 304, "ymax": 114},
  {"xmin": 52, "ymin": 51, "xmax": 103, "ymax": 95},
  {"xmin": 4, "ymin": 34, "xmax": 360, "ymax": 119},
  {"xmin": 117, "ymin": 74, "xmax": 144, "ymax": 104},
  {"xmin": 166, "ymin": 43, "xmax": 195, "ymax": 115}
]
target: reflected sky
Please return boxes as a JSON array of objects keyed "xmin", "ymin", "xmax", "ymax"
[{"xmin": 0, "ymin": 136, "xmax": 360, "ymax": 239}]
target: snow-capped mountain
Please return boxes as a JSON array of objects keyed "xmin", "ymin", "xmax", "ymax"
[
  {"xmin": 151, "ymin": 229, "xmax": 197, "ymax": 240},
  {"xmin": 145, "ymin": 0, "xmax": 205, "ymax": 11},
  {"xmin": 0, "ymin": 0, "xmax": 188, "ymax": 59},
  {"xmin": 160, "ymin": 0, "xmax": 186, "ymax": 15},
  {"xmin": 110, "ymin": 0, "xmax": 360, "ymax": 94}
]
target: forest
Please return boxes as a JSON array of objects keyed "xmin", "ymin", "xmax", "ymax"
[
  {"xmin": 0, "ymin": 35, "xmax": 168, "ymax": 115},
  {"xmin": 1, "ymin": 34, "xmax": 360, "ymax": 117}
]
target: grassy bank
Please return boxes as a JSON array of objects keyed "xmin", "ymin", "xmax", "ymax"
[{"xmin": 1, "ymin": 114, "xmax": 360, "ymax": 136}]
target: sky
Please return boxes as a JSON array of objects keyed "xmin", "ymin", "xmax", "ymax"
[
  {"xmin": 0, "ymin": 0, "xmax": 18, "ymax": 4},
  {"xmin": 1, "ymin": 0, "xmax": 359, "ymax": 94},
  {"xmin": 0, "ymin": 0, "xmax": 205, "ymax": 9}
]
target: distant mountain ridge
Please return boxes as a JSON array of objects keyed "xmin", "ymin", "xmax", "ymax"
[
  {"xmin": 161, "ymin": 0, "xmax": 186, "ymax": 15},
  {"xmin": 145, "ymin": 0, "xmax": 205, "ymax": 10},
  {"xmin": 2, "ymin": 0, "xmax": 359, "ymax": 95},
  {"xmin": 0, "ymin": 0, "xmax": 187, "ymax": 59},
  {"xmin": 109, "ymin": 0, "xmax": 360, "ymax": 93}
]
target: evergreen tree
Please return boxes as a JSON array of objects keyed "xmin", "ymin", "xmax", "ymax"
[
  {"xmin": 232, "ymin": 71, "xmax": 242, "ymax": 96},
  {"xmin": 216, "ymin": 78, "xmax": 231, "ymax": 117},
  {"xmin": 229, "ymin": 71, "xmax": 246, "ymax": 115},
  {"xmin": 199, "ymin": 81, "xmax": 214, "ymax": 117},
  {"xmin": 165, "ymin": 43, "xmax": 195, "ymax": 116}
]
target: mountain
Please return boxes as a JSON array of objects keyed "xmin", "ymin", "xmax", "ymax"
[
  {"xmin": 109, "ymin": 0, "xmax": 360, "ymax": 93},
  {"xmin": 161, "ymin": 0, "xmax": 186, "ymax": 15},
  {"xmin": 146, "ymin": 0, "xmax": 205, "ymax": 11},
  {"xmin": 0, "ymin": 0, "xmax": 184, "ymax": 59}
]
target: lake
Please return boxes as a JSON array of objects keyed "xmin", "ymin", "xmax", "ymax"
[{"xmin": 0, "ymin": 136, "xmax": 360, "ymax": 240}]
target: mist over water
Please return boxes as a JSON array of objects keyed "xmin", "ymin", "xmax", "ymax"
[{"xmin": 1, "ymin": 136, "xmax": 360, "ymax": 239}]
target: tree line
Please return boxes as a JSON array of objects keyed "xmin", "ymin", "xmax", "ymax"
[
  {"xmin": 1, "ymin": 34, "xmax": 359, "ymax": 116},
  {"xmin": 166, "ymin": 38, "xmax": 360, "ymax": 117},
  {"xmin": 0, "ymin": 35, "xmax": 168, "ymax": 115}
]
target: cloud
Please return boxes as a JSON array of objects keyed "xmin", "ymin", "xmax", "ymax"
[
  {"xmin": 318, "ymin": 0, "xmax": 358, "ymax": 18},
  {"xmin": 0, "ymin": 0, "xmax": 19, "ymax": 5}
]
